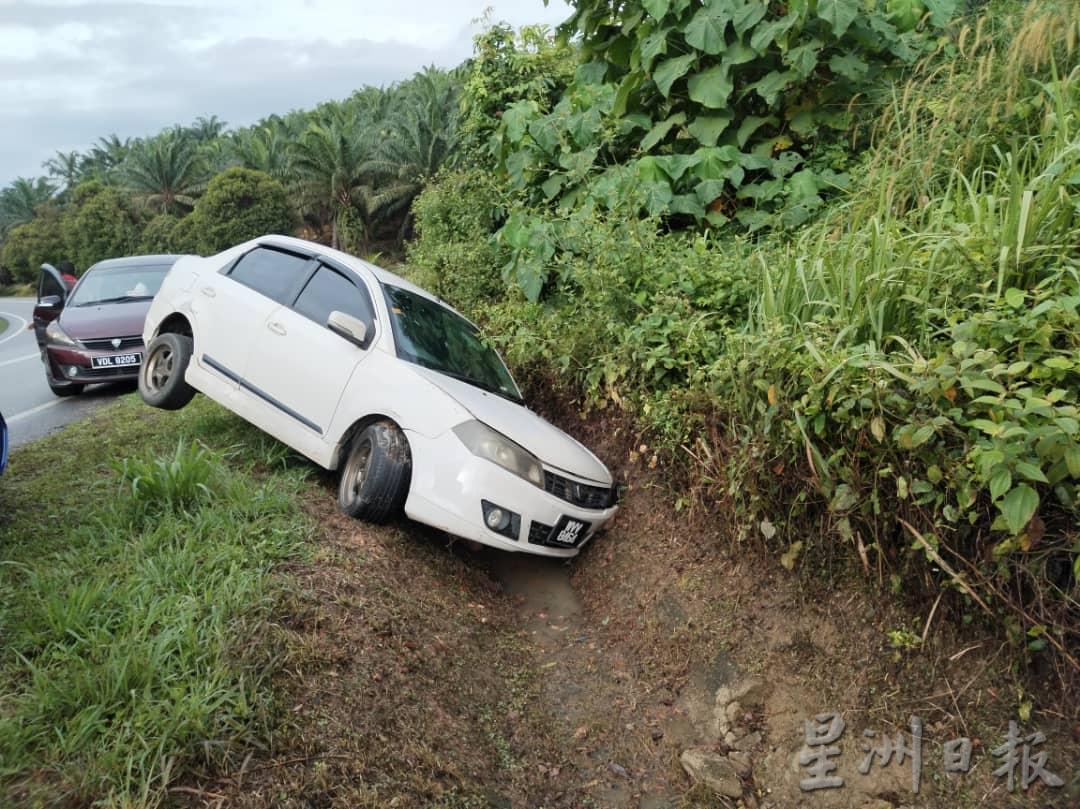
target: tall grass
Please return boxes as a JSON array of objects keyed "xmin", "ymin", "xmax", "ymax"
[{"xmin": 0, "ymin": 399, "xmax": 310, "ymax": 807}]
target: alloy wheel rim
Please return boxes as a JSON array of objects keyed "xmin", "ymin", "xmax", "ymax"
[
  {"xmin": 147, "ymin": 346, "xmax": 174, "ymax": 392},
  {"xmin": 343, "ymin": 441, "xmax": 372, "ymax": 502}
]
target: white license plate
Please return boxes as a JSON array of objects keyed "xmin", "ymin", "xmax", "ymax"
[{"xmin": 91, "ymin": 353, "xmax": 142, "ymax": 369}]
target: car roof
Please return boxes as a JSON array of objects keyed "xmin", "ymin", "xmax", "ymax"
[
  {"xmin": 87, "ymin": 254, "xmax": 185, "ymax": 271},
  {"xmin": 254, "ymin": 234, "xmax": 444, "ymax": 306}
]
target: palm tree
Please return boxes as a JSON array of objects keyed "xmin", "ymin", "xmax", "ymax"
[
  {"xmin": 121, "ymin": 128, "xmax": 207, "ymax": 214},
  {"xmin": 0, "ymin": 176, "xmax": 55, "ymax": 237},
  {"xmin": 229, "ymin": 124, "xmax": 293, "ymax": 181},
  {"xmin": 42, "ymin": 151, "xmax": 84, "ymax": 195},
  {"xmin": 190, "ymin": 114, "xmax": 227, "ymax": 142},
  {"xmin": 365, "ymin": 66, "xmax": 459, "ymax": 225},
  {"xmin": 289, "ymin": 111, "xmax": 377, "ymax": 249},
  {"xmin": 83, "ymin": 134, "xmax": 131, "ymax": 180}
]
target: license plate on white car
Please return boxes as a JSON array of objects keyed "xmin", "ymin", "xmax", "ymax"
[
  {"xmin": 91, "ymin": 353, "xmax": 142, "ymax": 369},
  {"xmin": 548, "ymin": 516, "xmax": 590, "ymax": 547}
]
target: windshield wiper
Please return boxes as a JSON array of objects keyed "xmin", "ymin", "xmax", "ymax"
[{"xmin": 77, "ymin": 295, "xmax": 154, "ymax": 306}]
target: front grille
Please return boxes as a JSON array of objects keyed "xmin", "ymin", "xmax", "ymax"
[
  {"xmin": 81, "ymin": 335, "xmax": 143, "ymax": 351},
  {"xmin": 543, "ymin": 470, "xmax": 617, "ymax": 510},
  {"xmin": 528, "ymin": 520, "xmax": 554, "ymax": 545},
  {"xmin": 73, "ymin": 364, "xmax": 140, "ymax": 379}
]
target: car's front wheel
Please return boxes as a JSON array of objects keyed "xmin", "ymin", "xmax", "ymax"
[
  {"xmin": 139, "ymin": 333, "xmax": 196, "ymax": 410},
  {"xmin": 338, "ymin": 421, "xmax": 411, "ymax": 523}
]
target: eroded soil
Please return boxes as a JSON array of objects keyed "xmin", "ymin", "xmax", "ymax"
[{"xmin": 175, "ymin": 404, "xmax": 1079, "ymax": 809}]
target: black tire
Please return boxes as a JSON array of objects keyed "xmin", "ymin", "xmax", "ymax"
[
  {"xmin": 139, "ymin": 333, "xmax": 196, "ymax": 411},
  {"xmin": 337, "ymin": 421, "xmax": 411, "ymax": 523}
]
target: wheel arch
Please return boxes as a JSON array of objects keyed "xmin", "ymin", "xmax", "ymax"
[
  {"xmin": 331, "ymin": 414, "xmax": 412, "ymax": 471},
  {"xmin": 154, "ymin": 312, "xmax": 193, "ymax": 339}
]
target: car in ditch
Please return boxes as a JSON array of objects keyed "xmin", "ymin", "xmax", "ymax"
[
  {"xmin": 138, "ymin": 235, "xmax": 619, "ymax": 556},
  {"xmin": 33, "ymin": 256, "xmax": 183, "ymax": 396}
]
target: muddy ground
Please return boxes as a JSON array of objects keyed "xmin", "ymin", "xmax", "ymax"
[{"xmin": 175, "ymin": 403, "xmax": 1079, "ymax": 809}]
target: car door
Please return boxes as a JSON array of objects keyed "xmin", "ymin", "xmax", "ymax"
[
  {"xmin": 242, "ymin": 262, "xmax": 378, "ymax": 444},
  {"xmin": 191, "ymin": 246, "xmax": 314, "ymax": 400},
  {"xmin": 31, "ymin": 264, "xmax": 67, "ymax": 350}
]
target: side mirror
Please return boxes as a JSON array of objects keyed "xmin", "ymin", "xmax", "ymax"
[
  {"xmin": 38, "ymin": 295, "xmax": 63, "ymax": 310},
  {"xmin": 327, "ymin": 310, "xmax": 368, "ymax": 348}
]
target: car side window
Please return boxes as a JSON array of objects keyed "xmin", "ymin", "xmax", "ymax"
[
  {"xmin": 293, "ymin": 264, "xmax": 375, "ymax": 334},
  {"xmin": 227, "ymin": 247, "xmax": 310, "ymax": 303}
]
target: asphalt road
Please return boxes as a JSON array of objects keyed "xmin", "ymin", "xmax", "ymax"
[{"xmin": 0, "ymin": 297, "xmax": 136, "ymax": 449}]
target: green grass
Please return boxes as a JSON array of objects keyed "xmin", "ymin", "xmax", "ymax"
[
  {"xmin": 0, "ymin": 394, "xmax": 312, "ymax": 808},
  {"xmin": 0, "ymin": 315, "xmax": 8, "ymax": 336}
]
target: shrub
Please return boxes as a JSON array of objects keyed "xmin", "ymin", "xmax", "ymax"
[
  {"xmin": 138, "ymin": 213, "xmax": 180, "ymax": 254},
  {"xmin": 62, "ymin": 184, "xmax": 142, "ymax": 269},
  {"xmin": 190, "ymin": 167, "xmax": 293, "ymax": 255},
  {"xmin": 0, "ymin": 202, "xmax": 67, "ymax": 283}
]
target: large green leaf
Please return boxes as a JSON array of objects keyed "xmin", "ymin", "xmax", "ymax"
[
  {"xmin": 829, "ymin": 52, "xmax": 870, "ymax": 80},
  {"xmin": 654, "ymin": 53, "xmax": 697, "ymax": 96},
  {"xmin": 639, "ymin": 26, "xmax": 672, "ymax": 71},
  {"xmin": 736, "ymin": 115, "xmax": 777, "ymax": 148},
  {"xmin": 687, "ymin": 64, "xmax": 733, "ymax": 108},
  {"xmin": 687, "ymin": 113, "xmax": 734, "ymax": 145},
  {"xmin": 685, "ymin": 1, "xmax": 735, "ymax": 54},
  {"xmin": 818, "ymin": 0, "xmax": 859, "ymax": 37},
  {"xmin": 785, "ymin": 39, "xmax": 822, "ymax": 77},
  {"xmin": 501, "ymin": 100, "xmax": 537, "ymax": 143},
  {"xmin": 641, "ymin": 113, "xmax": 687, "ymax": 151},
  {"xmin": 692, "ymin": 145, "xmax": 742, "ymax": 180},
  {"xmin": 749, "ymin": 12, "xmax": 799, "ymax": 53},
  {"xmin": 999, "ymin": 484, "xmax": 1039, "ymax": 535},
  {"xmin": 642, "ymin": 181, "xmax": 674, "ymax": 215},
  {"xmin": 732, "ymin": 0, "xmax": 767, "ymax": 35},
  {"xmin": 643, "ymin": 0, "xmax": 671, "ymax": 20},
  {"xmin": 747, "ymin": 69, "xmax": 797, "ymax": 106},
  {"xmin": 654, "ymin": 153, "xmax": 701, "ymax": 182}
]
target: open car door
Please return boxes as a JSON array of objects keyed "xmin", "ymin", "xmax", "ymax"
[{"xmin": 32, "ymin": 263, "xmax": 68, "ymax": 351}]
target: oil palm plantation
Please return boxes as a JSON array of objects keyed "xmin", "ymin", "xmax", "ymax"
[
  {"xmin": 121, "ymin": 128, "xmax": 208, "ymax": 214},
  {"xmin": 365, "ymin": 67, "xmax": 459, "ymax": 228},
  {"xmin": 289, "ymin": 108, "xmax": 378, "ymax": 249},
  {"xmin": 43, "ymin": 151, "xmax": 84, "ymax": 196},
  {"xmin": 0, "ymin": 177, "xmax": 56, "ymax": 237}
]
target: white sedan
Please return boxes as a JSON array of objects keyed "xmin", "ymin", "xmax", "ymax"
[{"xmin": 139, "ymin": 235, "xmax": 618, "ymax": 556}]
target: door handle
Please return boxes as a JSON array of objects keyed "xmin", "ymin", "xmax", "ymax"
[
  {"xmin": 268, "ymin": 322, "xmax": 287, "ymax": 336},
  {"xmin": 201, "ymin": 286, "xmax": 216, "ymax": 298}
]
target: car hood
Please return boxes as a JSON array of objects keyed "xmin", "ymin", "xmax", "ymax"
[
  {"xmin": 412, "ymin": 366, "xmax": 612, "ymax": 485},
  {"xmin": 60, "ymin": 301, "xmax": 152, "ymax": 340}
]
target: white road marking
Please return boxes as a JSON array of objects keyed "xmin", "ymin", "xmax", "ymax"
[
  {"xmin": 0, "ymin": 352, "xmax": 38, "ymax": 369},
  {"xmin": 0, "ymin": 310, "xmax": 29, "ymax": 346},
  {"xmin": 8, "ymin": 397, "xmax": 64, "ymax": 423}
]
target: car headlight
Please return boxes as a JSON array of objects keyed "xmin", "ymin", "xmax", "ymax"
[
  {"xmin": 453, "ymin": 420, "xmax": 544, "ymax": 487},
  {"xmin": 45, "ymin": 320, "xmax": 79, "ymax": 347}
]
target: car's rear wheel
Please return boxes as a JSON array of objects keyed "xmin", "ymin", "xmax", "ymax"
[
  {"xmin": 338, "ymin": 421, "xmax": 411, "ymax": 523},
  {"xmin": 139, "ymin": 333, "xmax": 196, "ymax": 410}
]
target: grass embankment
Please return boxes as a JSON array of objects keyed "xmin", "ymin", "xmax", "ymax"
[
  {"xmin": 0, "ymin": 395, "xmax": 570, "ymax": 808},
  {"xmin": 0, "ymin": 316, "xmax": 8, "ymax": 336},
  {"xmin": 0, "ymin": 395, "xmax": 311, "ymax": 806}
]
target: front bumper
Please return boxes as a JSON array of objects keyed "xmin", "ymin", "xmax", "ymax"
[
  {"xmin": 403, "ymin": 428, "xmax": 618, "ymax": 558},
  {"xmin": 45, "ymin": 343, "xmax": 143, "ymax": 385}
]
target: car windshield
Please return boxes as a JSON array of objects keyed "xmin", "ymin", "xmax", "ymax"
[
  {"xmin": 68, "ymin": 265, "xmax": 171, "ymax": 307},
  {"xmin": 383, "ymin": 284, "xmax": 522, "ymax": 403}
]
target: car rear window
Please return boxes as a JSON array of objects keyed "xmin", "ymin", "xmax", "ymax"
[
  {"xmin": 293, "ymin": 265, "xmax": 375, "ymax": 331},
  {"xmin": 227, "ymin": 247, "xmax": 310, "ymax": 303}
]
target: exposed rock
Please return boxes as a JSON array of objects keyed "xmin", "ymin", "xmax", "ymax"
[
  {"xmin": 680, "ymin": 749, "xmax": 743, "ymax": 799},
  {"xmin": 861, "ymin": 801, "xmax": 894, "ymax": 809},
  {"xmin": 727, "ymin": 750, "xmax": 753, "ymax": 777},
  {"xmin": 725, "ymin": 700, "xmax": 743, "ymax": 726},
  {"xmin": 734, "ymin": 731, "xmax": 763, "ymax": 752},
  {"xmin": 724, "ymin": 731, "xmax": 738, "ymax": 746},
  {"xmin": 715, "ymin": 677, "xmax": 768, "ymax": 710}
]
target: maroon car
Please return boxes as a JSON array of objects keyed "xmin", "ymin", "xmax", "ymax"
[{"xmin": 33, "ymin": 255, "xmax": 183, "ymax": 396}]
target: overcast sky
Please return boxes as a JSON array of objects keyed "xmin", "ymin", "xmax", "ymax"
[{"xmin": 0, "ymin": 0, "xmax": 571, "ymax": 186}]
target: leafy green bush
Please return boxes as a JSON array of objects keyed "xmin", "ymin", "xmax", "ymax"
[
  {"xmin": 61, "ymin": 183, "xmax": 143, "ymax": 269},
  {"xmin": 407, "ymin": 169, "xmax": 509, "ymax": 310},
  {"xmin": 190, "ymin": 167, "xmax": 293, "ymax": 255},
  {"xmin": 0, "ymin": 202, "xmax": 66, "ymax": 283},
  {"xmin": 138, "ymin": 212, "xmax": 180, "ymax": 254},
  {"xmin": 168, "ymin": 213, "xmax": 200, "ymax": 255}
]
